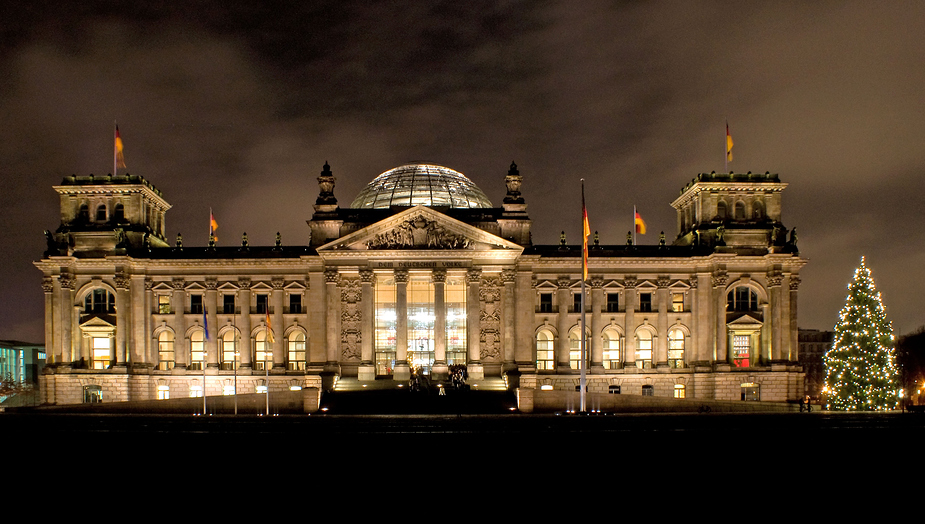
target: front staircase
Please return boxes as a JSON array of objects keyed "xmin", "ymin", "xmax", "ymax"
[{"xmin": 322, "ymin": 376, "xmax": 517, "ymax": 414}]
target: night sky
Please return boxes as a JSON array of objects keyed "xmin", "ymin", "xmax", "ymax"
[{"xmin": 2, "ymin": 1, "xmax": 924, "ymax": 343}]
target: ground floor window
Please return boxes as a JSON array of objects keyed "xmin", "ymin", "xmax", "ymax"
[
  {"xmin": 741, "ymin": 382, "xmax": 759, "ymax": 401},
  {"xmin": 157, "ymin": 384, "xmax": 169, "ymax": 400},
  {"xmin": 733, "ymin": 335, "xmax": 751, "ymax": 367},
  {"xmin": 674, "ymin": 384, "xmax": 686, "ymax": 399},
  {"xmin": 83, "ymin": 385, "xmax": 102, "ymax": 403},
  {"xmin": 288, "ymin": 332, "xmax": 306, "ymax": 371},
  {"xmin": 642, "ymin": 385, "xmax": 654, "ymax": 396},
  {"xmin": 189, "ymin": 384, "xmax": 203, "ymax": 398}
]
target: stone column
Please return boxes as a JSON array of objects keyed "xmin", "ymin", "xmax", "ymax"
[
  {"xmin": 432, "ymin": 269, "xmax": 448, "ymax": 378},
  {"xmin": 393, "ymin": 269, "xmax": 410, "ymax": 380},
  {"xmin": 272, "ymin": 277, "xmax": 285, "ymax": 370},
  {"xmin": 467, "ymin": 268, "xmax": 483, "ymax": 378},
  {"xmin": 712, "ymin": 270, "xmax": 728, "ymax": 363},
  {"xmin": 324, "ymin": 268, "xmax": 340, "ymax": 372},
  {"xmin": 623, "ymin": 276, "xmax": 637, "ymax": 369},
  {"xmin": 171, "ymin": 278, "xmax": 186, "ymax": 368},
  {"xmin": 515, "ymin": 270, "xmax": 534, "ymax": 366},
  {"xmin": 768, "ymin": 270, "xmax": 783, "ymax": 361},
  {"xmin": 556, "ymin": 276, "xmax": 571, "ymax": 371},
  {"xmin": 237, "ymin": 278, "xmax": 252, "ymax": 369},
  {"xmin": 42, "ymin": 277, "xmax": 55, "ymax": 364},
  {"xmin": 590, "ymin": 277, "xmax": 604, "ymax": 373},
  {"xmin": 656, "ymin": 276, "xmax": 670, "ymax": 368},
  {"xmin": 358, "ymin": 270, "xmax": 376, "ymax": 380},
  {"xmin": 789, "ymin": 276, "xmax": 801, "ymax": 362},
  {"xmin": 113, "ymin": 270, "xmax": 130, "ymax": 367},
  {"xmin": 142, "ymin": 278, "xmax": 154, "ymax": 366},
  {"xmin": 205, "ymin": 278, "xmax": 219, "ymax": 370},
  {"xmin": 501, "ymin": 268, "xmax": 516, "ymax": 371}
]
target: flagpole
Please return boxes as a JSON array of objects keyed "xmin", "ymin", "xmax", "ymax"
[
  {"xmin": 724, "ymin": 121, "xmax": 728, "ymax": 173},
  {"xmin": 113, "ymin": 121, "xmax": 117, "ymax": 177},
  {"xmin": 633, "ymin": 205, "xmax": 637, "ymax": 246},
  {"xmin": 580, "ymin": 179, "xmax": 588, "ymax": 413}
]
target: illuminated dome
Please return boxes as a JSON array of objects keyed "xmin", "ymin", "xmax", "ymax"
[{"xmin": 350, "ymin": 163, "xmax": 493, "ymax": 209}]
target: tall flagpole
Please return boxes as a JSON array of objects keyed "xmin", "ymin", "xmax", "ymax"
[
  {"xmin": 113, "ymin": 122, "xmax": 117, "ymax": 177},
  {"xmin": 580, "ymin": 180, "xmax": 588, "ymax": 413}
]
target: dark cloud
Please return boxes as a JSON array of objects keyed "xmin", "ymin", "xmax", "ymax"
[{"xmin": 2, "ymin": 1, "xmax": 925, "ymax": 343}]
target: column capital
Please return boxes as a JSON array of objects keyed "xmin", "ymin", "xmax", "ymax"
[
  {"xmin": 622, "ymin": 276, "xmax": 637, "ymax": 289},
  {"xmin": 590, "ymin": 277, "xmax": 604, "ymax": 288},
  {"xmin": 237, "ymin": 276, "xmax": 251, "ymax": 289},
  {"xmin": 114, "ymin": 269, "xmax": 130, "ymax": 290},
  {"xmin": 394, "ymin": 268, "xmax": 409, "ymax": 283},
  {"xmin": 466, "ymin": 267, "xmax": 482, "ymax": 283},
  {"xmin": 271, "ymin": 276, "xmax": 285, "ymax": 290},
  {"xmin": 359, "ymin": 269, "xmax": 374, "ymax": 283},
  {"xmin": 42, "ymin": 276, "xmax": 54, "ymax": 293},
  {"xmin": 144, "ymin": 277, "xmax": 154, "ymax": 291},
  {"xmin": 789, "ymin": 275, "xmax": 801, "ymax": 291},
  {"xmin": 656, "ymin": 276, "xmax": 670, "ymax": 288},
  {"xmin": 204, "ymin": 277, "xmax": 218, "ymax": 290},
  {"xmin": 432, "ymin": 268, "xmax": 447, "ymax": 283},
  {"xmin": 766, "ymin": 269, "xmax": 783, "ymax": 287},
  {"xmin": 711, "ymin": 269, "xmax": 727, "ymax": 288},
  {"xmin": 557, "ymin": 276, "xmax": 571, "ymax": 289},
  {"xmin": 172, "ymin": 277, "xmax": 186, "ymax": 290},
  {"xmin": 501, "ymin": 268, "xmax": 516, "ymax": 284},
  {"xmin": 688, "ymin": 276, "xmax": 699, "ymax": 289},
  {"xmin": 324, "ymin": 268, "xmax": 340, "ymax": 283}
]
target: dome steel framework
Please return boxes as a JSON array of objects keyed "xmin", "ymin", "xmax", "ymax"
[{"xmin": 350, "ymin": 164, "xmax": 493, "ymax": 209}]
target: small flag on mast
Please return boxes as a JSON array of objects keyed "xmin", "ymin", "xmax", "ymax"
[
  {"xmin": 114, "ymin": 125, "xmax": 126, "ymax": 169},
  {"xmin": 203, "ymin": 309, "xmax": 210, "ymax": 342},
  {"xmin": 266, "ymin": 309, "xmax": 275, "ymax": 344},
  {"xmin": 634, "ymin": 208, "xmax": 646, "ymax": 235},
  {"xmin": 582, "ymin": 182, "xmax": 590, "ymax": 280},
  {"xmin": 726, "ymin": 122, "xmax": 734, "ymax": 162},
  {"xmin": 209, "ymin": 209, "xmax": 218, "ymax": 242}
]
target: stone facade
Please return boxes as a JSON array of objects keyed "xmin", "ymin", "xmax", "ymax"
[{"xmin": 36, "ymin": 164, "xmax": 806, "ymax": 406}]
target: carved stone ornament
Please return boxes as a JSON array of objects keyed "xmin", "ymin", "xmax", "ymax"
[
  {"xmin": 689, "ymin": 276, "xmax": 699, "ymax": 289},
  {"xmin": 340, "ymin": 277, "xmax": 361, "ymax": 361},
  {"xmin": 42, "ymin": 277, "xmax": 55, "ymax": 293},
  {"xmin": 324, "ymin": 268, "xmax": 339, "ymax": 284},
  {"xmin": 766, "ymin": 270, "xmax": 783, "ymax": 287},
  {"xmin": 501, "ymin": 268, "xmax": 516, "ymax": 284},
  {"xmin": 272, "ymin": 277, "xmax": 285, "ymax": 290},
  {"xmin": 789, "ymin": 276, "xmax": 801, "ymax": 291},
  {"xmin": 367, "ymin": 214, "xmax": 471, "ymax": 250},
  {"xmin": 479, "ymin": 278, "xmax": 502, "ymax": 361},
  {"xmin": 359, "ymin": 269, "xmax": 374, "ymax": 283},
  {"xmin": 432, "ymin": 268, "xmax": 447, "ymax": 284},
  {"xmin": 623, "ymin": 276, "xmax": 638, "ymax": 289},
  {"xmin": 657, "ymin": 276, "xmax": 670, "ymax": 289},
  {"xmin": 205, "ymin": 277, "xmax": 218, "ymax": 290},
  {"xmin": 172, "ymin": 277, "xmax": 186, "ymax": 290},
  {"xmin": 590, "ymin": 277, "xmax": 604, "ymax": 289},
  {"xmin": 711, "ymin": 269, "xmax": 727, "ymax": 288},
  {"xmin": 237, "ymin": 277, "xmax": 251, "ymax": 289},
  {"xmin": 145, "ymin": 278, "xmax": 154, "ymax": 291}
]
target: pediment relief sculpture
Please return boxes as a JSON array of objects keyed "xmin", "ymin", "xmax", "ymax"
[{"xmin": 367, "ymin": 215, "xmax": 472, "ymax": 250}]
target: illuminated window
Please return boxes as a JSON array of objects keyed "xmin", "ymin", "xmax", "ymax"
[
  {"xmin": 602, "ymin": 328, "xmax": 622, "ymax": 369},
  {"xmin": 91, "ymin": 336, "xmax": 111, "ymax": 369},
  {"xmin": 407, "ymin": 277, "xmax": 435, "ymax": 374},
  {"xmin": 83, "ymin": 385, "xmax": 102, "ymax": 403},
  {"xmin": 287, "ymin": 331, "xmax": 306, "ymax": 371},
  {"xmin": 189, "ymin": 329, "xmax": 205, "ymax": 370},
  {"xmin": 256, "ymin": 382, "xmax": 268, "ymax": 394},
  {"xmin": 445, "ymin": 276, "xmax": 467, "ymax": 366},
  {"xmin": 674, "ymin": 384, "xmax": 686, "ymax": 399},
  {"xmin": 189, "ymin": 384, "xmax": 203, "ymax": 398},
  {"xmin": 222, "ymin": 384, "xmax": 235, "ymax": 395},
  {"xmin": 668, "ymin": 328, "xmax": 685, "ymax": 368},
  {"xmin": 672, "ymin": 293, "xmax": 684, "ymax": 312},
  {"xmin": 636, "ymin": 331, "xmax": 653, "ymax": 369},
  {"xmin": 727, "ymin": 287, "xmax": 758, "ymax": 312},
  {"xmin": 219, "ymin": 330, "xmax": 237, "ymax": 370},
  {"xmin": 536, "ymin": 329, "xmax": 555, "ymax": 371},
  {"xmin": 158, "ymin": 294, "xmax": 171, "ymax": 314},
  {"xmin": 254, "ymin": 330, "xmax": 271, "ymax": 371},
  {"xmin": 375, "ymin": 277, "xmax": 397, "ymax": 376},
  {"xmin": 568, "ymin": 329, "xmax": 591, "ymax": 369},
  {"xmin": 741, "ymin": 382, "xmax": 759, "ymax": 401},
  {"xmin": 157, "ymin": 330, "xmax": 175, "ymax": 370},
  {"xmin": 733, "ymin": 335, "xmax": 751, "ymax": 367},
  {"xmin": 157, "ymin": 384, "xmax": 170, "ymax": 400}
]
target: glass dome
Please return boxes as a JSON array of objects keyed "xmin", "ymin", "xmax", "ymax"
[{"xmin": 350, "ymin": 163, "xmax": 493, "ymax": 209}]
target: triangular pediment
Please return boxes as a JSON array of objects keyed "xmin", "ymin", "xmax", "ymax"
[
  {"xmin": 728, "ymin": 313, "xmax": 763, "ymax": 329},
  {"xmin": 318, "ymin": 205, "xmax": 524, "ymax": 253}
]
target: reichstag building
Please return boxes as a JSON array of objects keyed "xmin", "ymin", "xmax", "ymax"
[{"xmin": 35, "ymin": 161, "xmax": 806, "ymax": 406}]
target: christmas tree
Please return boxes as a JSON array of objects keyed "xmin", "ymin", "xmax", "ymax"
[{"xmin": 823, "ymin": 257, "xmax": 900, "ymax": 410}]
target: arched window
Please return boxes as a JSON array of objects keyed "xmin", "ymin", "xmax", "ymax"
[
  {"xmin": 157, "ymin": 331, "xmax": 175, "ymax": 371},
  {"xmin": 602, "ymin": 328, "xmax": 622, "ymax": 369},
  {"xmin": 727, "ymin": 287, "xmax": 759, "ymax": 312},
  {"xmin": 287, "ymin": 331, "xmax": 306, "ymax": 371},
  {"xmin": 78, "ymin": 204, "xmax": 90, "ymax": 222},
  {"xmin": 734, "ymin": 201, "xmax": 746, "ymax": 220},
  {"xmin": 569, "ymin": 328, "xmax": 590, "ymax": 370},
  {"xmin": 753, "ymin": 201, "xmax": 764, "ymax": 219},
  {"xmin": 113, "ymin": 203, "xmax": 125, "ymax": 222},
  {"xmin": 254, "ymin": 330, "xmax": 271, "ymax": 371},
  {"xmin": 536, "ymin": 329, "xmax": 555, "ymax": 371},
  {"xmin": 96, "ymin": 204, "xmax": 107, "ymax": 221},
  {"xmin": 668, "ymin": 328, "xmax": 685, "ymax": 368},
  {"xmin": 716, "ymin": 201, "xmax": 727, "ymax": 220},
  {"xmin": 189, "ymin": 329, "xmax": 205, "ymax": 370},
  {"xmin": 84, "ymin": 288, "xmax": 115, "ymax": 314},
  {"xmin": 219, "ymin": 330, "xmax": 237, "ymax": 370},
  {"xmin": 636, "ymin": 330, "xmax": 653, "ymax": 369}
]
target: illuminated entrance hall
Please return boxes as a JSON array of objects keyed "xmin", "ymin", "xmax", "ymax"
[{"xmin": 375, "ymin": 271, "xmax": 467, "ymax": 376}]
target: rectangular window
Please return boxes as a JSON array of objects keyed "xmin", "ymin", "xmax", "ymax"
[
  {"xmin": 256, "ymin": 294, "xmax": 268, "ymax": 314},
  {"xmin": 157, "ymin": 385, "xmax": 170, "ymax": 400},
  {"xmin": 289, "ymin": 293, "xmax": 302, "ymax": 314},
  {"xmin": 606, "ymin": 293, "xmax": 619, "ymax": 313},
  {"xmin": 674, "ymin": 384, "xmax": 686, "ymax": 399},
  {"xmin": 573, "ymin": 293, "xmax": 583, "ymax": 313},
  {"xmin": 190, "ymin": 294, "xmax": 203, "ymax": 315},
  {"xmin": 445, "ymin": 276, "xmax": 467, "ymax": 367},
  {"xmin": 638, "ymin": 293, "xmax": 652, "ymax": 313},
  {"xmin": 223, "ymin": 294, "xmax": 235, "ymax": 314},
  {"xmin": 539, "ymin": 293, "xmax": 553, "ymax": 313},
  {"xmin": 733, "ymin": 335, "xmax": 751, "ymax": 367},
  {"xmin": 741, "ymin": 383, "xmax": 760, "ymax": 401},
  {"xmin": 91, "ymin": 337, "xmax": 111, "ymax": 369},
  {"xmin": 672, "ymin": 293, "xmax": 684, "ymax": 312},
  {"xmin": 158, "ymin": 295, "xmax": 171, "ymax": 314}
]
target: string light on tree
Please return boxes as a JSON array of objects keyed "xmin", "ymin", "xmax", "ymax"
[{"xmin": 823, "ymin": 257, "xmax": 900, "ymax": 410}]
